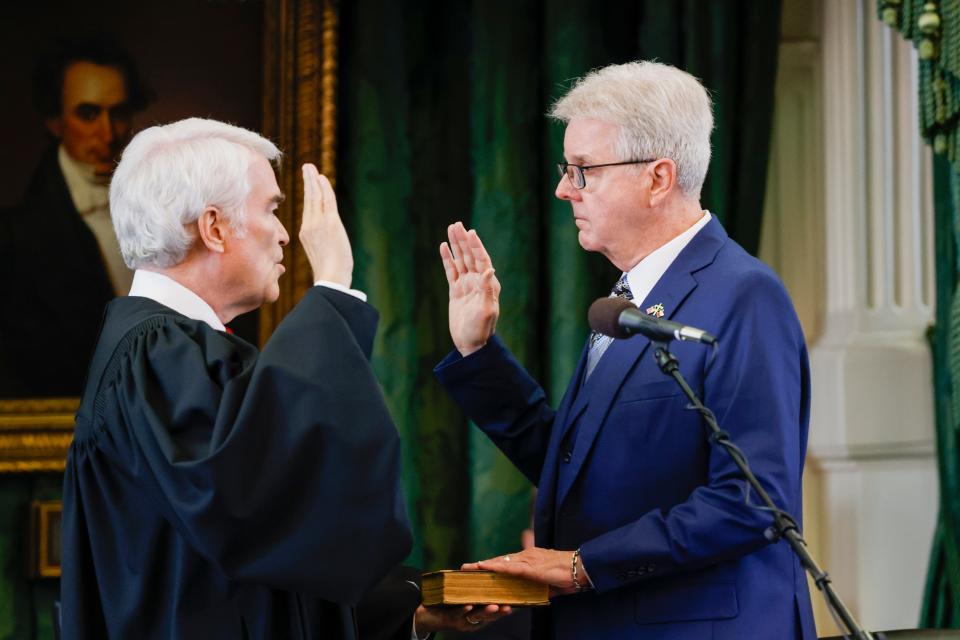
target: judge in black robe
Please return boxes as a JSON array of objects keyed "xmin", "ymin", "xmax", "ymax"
[{"xmin": 60, "ymin": 118, "xmax": 412, "ymax": 639}]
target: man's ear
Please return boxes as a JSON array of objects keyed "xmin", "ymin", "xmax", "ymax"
[
  {"xmin": 648, "ymin": 159, "xmax": 677, "ymax": 207},
  {"xmin": 45, "ymin": 117, "xmax": 64, "ymax": 139},
  {"xmin": 196, "ymin": 206, "xmax": 227, "ymax": 254}
]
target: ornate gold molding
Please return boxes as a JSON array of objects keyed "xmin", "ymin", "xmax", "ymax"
[
  {"xmin": 259, "ymin": 0, "xmax": 339, "ymax": 343},
  {"xmin": 28, "ymin": 500, "xmax": 62, "ymax": 578},
  {"xmin": 0, "ymin": 398, "xmax": 77, "ymax": 474}
]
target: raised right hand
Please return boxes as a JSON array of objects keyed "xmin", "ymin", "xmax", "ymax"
[
  {"xmin": 439, "ymin": 221, "xmax": 500, "ymax": 357},
  {"xmin": 300, "ymin": 163, "xmax": 353, "ymax": 287}
]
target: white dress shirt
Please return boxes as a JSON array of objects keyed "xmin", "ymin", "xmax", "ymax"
[
  {"xmin": 128, "ymin": 270, "xmax": 227, "ymax": 330},
  {"xmin": 58, "ymin": 146, "xmax": 134, "ymax": 296},
  {"xmin": 624, "ymin": 211, "xmax": 712, "ymax": 307},
  {"xmin": 128, "ymin": 270, "xmax": 367, "ymax": 331}
]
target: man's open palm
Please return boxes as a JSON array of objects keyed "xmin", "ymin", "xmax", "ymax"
[{"xmin": 439, "ymin": 221, "xmax": 500, "ymax": 356}]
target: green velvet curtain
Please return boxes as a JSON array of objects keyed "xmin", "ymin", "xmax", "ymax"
[
  {"xmin": 923, "ymin": 154, "xmax": 960, "ymax": 627},
  {"xmin": 339, "ymin": 0, "xmax": 783, "ymax": 571},
  {"xmin": 879, "ymin": 0, "xmax": 960, "ymax": 627}
]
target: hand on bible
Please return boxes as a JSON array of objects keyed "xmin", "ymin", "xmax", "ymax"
[
  {"xmin": 439, "ymin": 221, "xmax": 501, "ymax": 356},
  {"xmin": 414, "ymin": 603, "xmax": 512, "ymax": 634},
  {"xmin": 300, "ymin": 163, "xmax": 354, "ymax": 287},
  {"xmin": 462, "ymin": 547, "xmax": 584, "ymax": 598}
]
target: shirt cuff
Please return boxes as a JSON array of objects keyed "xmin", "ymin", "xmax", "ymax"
[{"xmin": 314, "ymin": 280, "xmax": 368, "ymax": 302}]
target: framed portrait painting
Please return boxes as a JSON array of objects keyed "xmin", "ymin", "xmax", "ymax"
[{"xmin": 0, "ymin": 0, "xmax": 337, "ymax": 473}]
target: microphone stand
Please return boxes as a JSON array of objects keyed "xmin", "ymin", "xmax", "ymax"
[{"xmin": 652, "ymin": 343, "xmax": 878, "ymax": 640}]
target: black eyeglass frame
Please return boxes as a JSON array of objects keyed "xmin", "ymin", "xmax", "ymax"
[{"xmin": 556, "ymin": 159, "xmax": 657, "ymax": 189}]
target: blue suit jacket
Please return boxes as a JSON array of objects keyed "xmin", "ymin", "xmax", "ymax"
[{"xmin": 436, "ymin": 218, "xmax": 817, "ymax": 639}]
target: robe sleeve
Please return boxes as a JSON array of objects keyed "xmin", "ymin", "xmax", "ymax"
[{"xmin": 96, "ymin": 287, "xmax": 412, "ymax": 604}]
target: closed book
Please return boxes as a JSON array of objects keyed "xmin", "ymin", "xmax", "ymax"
[{"xmin": 421, "ymin": 570, "xmax": 550, "ymax": 606}]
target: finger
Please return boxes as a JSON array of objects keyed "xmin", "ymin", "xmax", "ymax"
[
  {"xmin": 454, "ymin": 224, "xmax": 478, "ymax": 273},
  {"xmin": 447, "ymin": 222, "xmax": 462, "ymax": 257},
  {"xmin": 481, "ymin": 268, "xmax": 497, "ymax": 292},
  {"xmin": 317, "ymin": 173, "xmax": 341, "ymax": 219},
  {"xmin": 475, "ymin": 559, "xmax": 526, "ymax": 576},
  {"xmin": 440, "ymin": 242, "xmax": 460, "ymax": 283},
  {"xmin": 467, "ymin": 229, "xmax": 493, "ymax": 272},
  {"xmin": 301, "ymin": 165, "xmax": 316, "ymax": 224},
  {"xmin": 447, "ymin": 223, "xmax": 465, "ymax": 268},
  {"xmin": 459, "ymin": 229, "xmax": 478, "ymax": 273}
]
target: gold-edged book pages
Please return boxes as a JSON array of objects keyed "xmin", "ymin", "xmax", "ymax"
[{"xmin": 421, "ymin": 570, "xmax": 550, "ymax": 607}]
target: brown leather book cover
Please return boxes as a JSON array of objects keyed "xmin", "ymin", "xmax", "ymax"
[{"xmin": 421, "ymin": 570, "xmax": 550, "ymax": 606}]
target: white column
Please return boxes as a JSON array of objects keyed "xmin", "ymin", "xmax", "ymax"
[{"xmin": 761, "ymin": 0, "xmax": 938, "ymax": 634}]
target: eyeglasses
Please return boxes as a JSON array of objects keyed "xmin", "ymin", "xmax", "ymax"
[{"xmin": 556, "ymin": 159, "xmax": 657, "ymax": 189}]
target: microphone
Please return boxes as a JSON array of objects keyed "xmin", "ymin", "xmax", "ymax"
[{"xmin": 588, "ymin": 297, "xmax": 717, "ymax": 345}]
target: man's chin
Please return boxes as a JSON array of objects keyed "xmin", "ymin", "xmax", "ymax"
[
  {"xmin": 264, "ymin": 284, "xmax": 281, "ymax": 305},
  {"xmin": 92, "ymin": 161, "xmax": 117, "ymax": 176},
  {"xmin": 577, "ymin": 232, "xmax": 598, "ymax": 252}
]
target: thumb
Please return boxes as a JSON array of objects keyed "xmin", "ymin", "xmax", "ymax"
[{"xmin": 481, "ymin": 268, "xmax": 497, "ymax": 291}]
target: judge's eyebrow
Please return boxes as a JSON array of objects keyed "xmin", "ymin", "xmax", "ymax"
[{"xmin": 270, "ymin": 193, "xmax": 286, "ymax": 206}]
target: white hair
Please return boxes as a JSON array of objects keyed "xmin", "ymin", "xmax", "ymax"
[
  {"xmin": 550, "ymin": 60, "xmax": 713, "ymax": 197},
  {"xmin": 110, "ymin": 117, "xmax": 282, "ymax": 269}
]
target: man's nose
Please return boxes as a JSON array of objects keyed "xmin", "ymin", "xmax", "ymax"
[
  {"xmin": 278, "ymin": 219, "xmax": 290, "ymax": 246},
  {"xmin": 95, "ymin": 111, "xmax": 115, "ymax": 143},
  {"xmin": 555, "ymin": 175, "xmax": 579, "ymax": 201}
]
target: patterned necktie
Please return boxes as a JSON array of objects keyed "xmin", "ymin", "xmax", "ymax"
[{"xmin": 585, "ymin": 273, "xmax": 633, "ymax": 379}]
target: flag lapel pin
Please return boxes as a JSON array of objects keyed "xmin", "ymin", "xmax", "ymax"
[{"xmin": 646, "ymin": 303, "xmax": 665, "ymax": 318}]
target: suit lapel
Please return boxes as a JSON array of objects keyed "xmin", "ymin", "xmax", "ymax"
[
  {"xmin": 534, "ymin": 340, "xmax": 590, "ymax": 545},
  {"xmin": 553, "ymin": 217, "xmax": 728, "ymax": 510}
]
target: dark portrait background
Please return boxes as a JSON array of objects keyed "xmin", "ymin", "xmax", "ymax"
[{"xmin": 0, "ymin": 1, "xmax": 262, "ymax": 636}]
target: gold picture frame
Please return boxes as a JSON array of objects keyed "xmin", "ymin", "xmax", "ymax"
[
  {"xmin": 0, "ymin": 0, "xmax": 338, "ymax": 474},
  {"xmin": 0, "ymin": 398, "xmax": 77, "ymax": 473},
  {"xmin": 27, "ymin": 499, "xmax": 62, "ymax": 578}
]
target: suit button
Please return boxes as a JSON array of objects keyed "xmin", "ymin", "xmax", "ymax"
[{"xmin": 562, "ymin": 451, "xmax": 572, "ymax": 463}]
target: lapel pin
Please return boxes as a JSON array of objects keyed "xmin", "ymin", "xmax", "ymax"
[{"xmin": 646, "ymin": 303, "xmax": 665, "ymax": 318}]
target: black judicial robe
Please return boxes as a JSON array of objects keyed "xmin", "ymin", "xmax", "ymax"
[{"xmin": 61, "ymin": 286, "xmax": 413, "ymax": 639}]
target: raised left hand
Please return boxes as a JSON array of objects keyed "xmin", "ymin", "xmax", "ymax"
[{"xmin": 461, "ymin": 547, "xmax": 584, "ymax": 597}]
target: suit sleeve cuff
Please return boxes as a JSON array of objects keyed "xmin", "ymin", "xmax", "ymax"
[{"xmin": 434, "ymin": 335, "xmax": 506, "ymax": 381}]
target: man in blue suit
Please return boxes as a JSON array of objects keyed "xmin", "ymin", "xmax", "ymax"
[{"xmin": 435, "ymin": 61, "xmax": 816, "ymax": 639}]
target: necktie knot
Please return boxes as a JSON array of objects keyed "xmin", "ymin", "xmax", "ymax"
[
  {"xmin": 611, "ymin": 273, "xmax": 633, "ymax": 301},
  {"xmin": 586, "ymin": 274, "xmax": 634, "ymax": 373}
]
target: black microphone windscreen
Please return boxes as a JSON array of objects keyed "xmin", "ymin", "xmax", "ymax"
[{"xmin": 588, "ymin": 297, "xmax": 634, "ymax": 339}]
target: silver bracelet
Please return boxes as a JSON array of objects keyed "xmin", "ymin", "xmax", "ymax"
[{"xmin": 571, "ymin": 548, "xmax": 587, "ymax": 592}]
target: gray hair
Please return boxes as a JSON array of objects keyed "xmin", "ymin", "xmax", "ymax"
[
  {"xmin": 550, "ymin": 61, "xmax": 713, "ymax": 197},
  {"xmin": 110, "ymin": 117, "xmax": 282, "ymax": 269}
]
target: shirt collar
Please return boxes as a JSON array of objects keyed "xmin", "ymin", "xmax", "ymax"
[
  {"xmin": 625, "ymin": 211, "xmax": 712, "ymax": 306},
  {"xmin": 128, "ymin": 269, "xmax": 226, "ymax": 331},
  {"xmin": 57, "ymin": 145, "xmax": 110, "ymax": 216}
]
